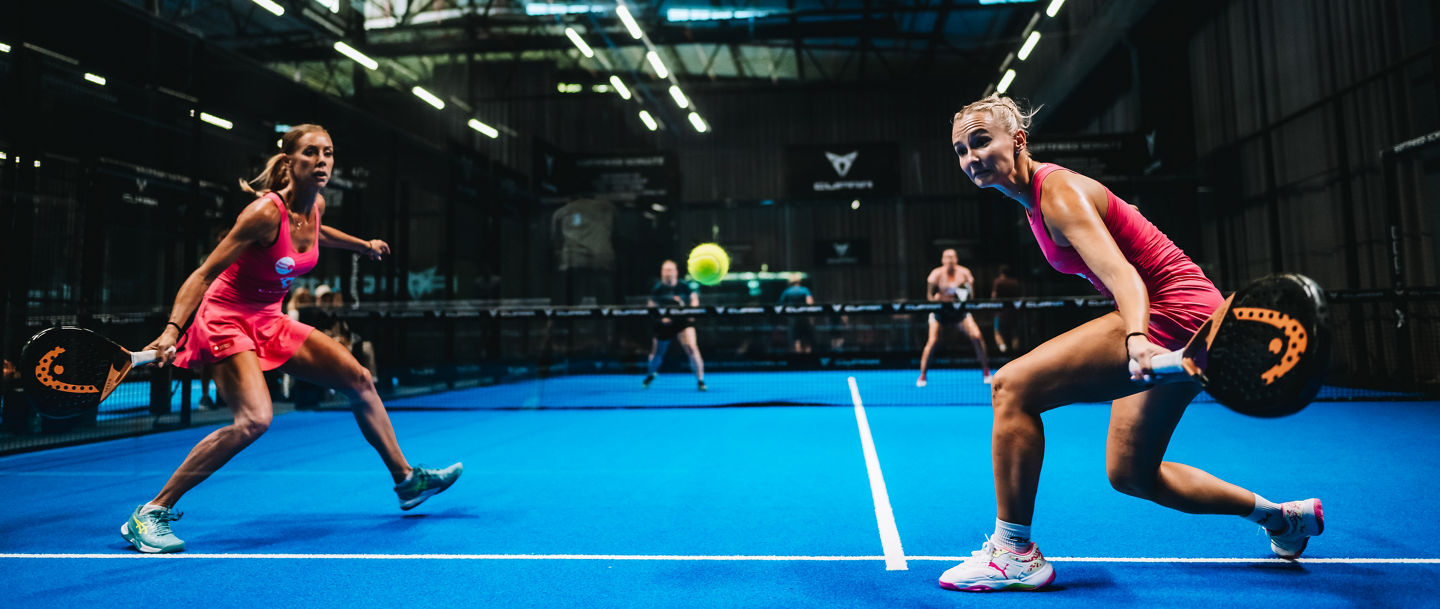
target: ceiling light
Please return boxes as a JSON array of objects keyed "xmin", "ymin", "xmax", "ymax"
[
  {"xmin": 1017, "ymin": 31, "xmax": 1041, "ymax": 60},
  {"xmin": 639, "ymin": 110, "xmax": 658, "ymax": 131},
  {"xmin": 997, "ymin": 69, "xmax": 1017, "ymax": 94},
  {"xmin": 333, "ymin": 41, "xmax": 378, "ymax": 70},
  {"xmin": 411, "ymin": 86, "xmax": 445, "ymax": 109},
  {"xmin": 667, "ymin": 85, "xmax": 689, "ymax": 108},
  {"xmin": 616, "ymin": 4, "xmax": 644, "ymax": 39},
  {"xmin": 252, "ymin": 0, "xmax": 285, "ymax": 17},
  {"xmin": 646, "ymin": 51, "xmax": 669, "ymax": 78},
  {"xmin": 609, "ymin": 75, "xmax": 632, "ymax": 100},
  {"xmin": 565, "ymin": 28, "xmax": 595, "ymax": 58}
]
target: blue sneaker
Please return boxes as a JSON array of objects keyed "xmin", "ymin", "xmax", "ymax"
[
  {"xmin": 120, "ymin": 505, "xmax": 185, "ymax": 553},
  {"xmin": 394, "ymin": 462, "xmax": 463, "ymax": 510}
]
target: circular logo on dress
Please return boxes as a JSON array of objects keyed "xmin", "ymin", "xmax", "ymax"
[{"xmin": 275, "ymin": 256, "xmax": 296, "ymax": 275}]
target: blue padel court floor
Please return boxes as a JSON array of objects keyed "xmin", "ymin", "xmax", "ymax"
[{"xmin": 3, "ymin": 370, "xmax": 1439, "ymax": 608}]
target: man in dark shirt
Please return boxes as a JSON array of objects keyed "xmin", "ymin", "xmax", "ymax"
[
  {"xmin": 778, "ymin": 274, "xmax": 815, "ymax": 353},
  {"xmin": 644, "ymin": 260, "xmax": 706, "ymax": 391},
  {"xmin": 990, "ymin": 264, "xmax": 1024, "ymax": 353}
]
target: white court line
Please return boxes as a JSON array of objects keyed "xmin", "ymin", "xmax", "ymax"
[
  {"xmin": 848, "ymin": 376, "xmax": 906, "ymax": 571},
  {"xmin": 2, "ymin": 554, "xmax": 1438, "ymax": 564}
]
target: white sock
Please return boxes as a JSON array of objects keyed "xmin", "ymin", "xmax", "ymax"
[
  {"xmin": 992, "ymin": 518, "xmax": 1032, "ymax": 553},
  {"xmin": 139, "ymin": 503, "xmax": 169, "ymax": 515},
  {"xmin": 1245, "ymin": 494, "xmax": 1287, "ymax": 532}
]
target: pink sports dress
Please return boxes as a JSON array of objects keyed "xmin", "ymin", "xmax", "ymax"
[
  {"xmin": 172, "ymin": 192, "xmax": 319, "ymax": 370},
  {"xmin": 1027, "ymin": 163, "xmax": 1223, "ymax": 350}
]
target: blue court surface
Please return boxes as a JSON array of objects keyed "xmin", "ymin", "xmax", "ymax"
[{"xmin": 3, "ymin": 370, "xmax": 1438, "ymax": 609}]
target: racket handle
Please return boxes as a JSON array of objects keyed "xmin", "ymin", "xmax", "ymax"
[
  {"xmin": 131, "ymin": 346, "xmax": 176, "ymax": 366},
  {"xmin": 1127, "ymin": 350, "xmax": 1187, "ymax": 381}
]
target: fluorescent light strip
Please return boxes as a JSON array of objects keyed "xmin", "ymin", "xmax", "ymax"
[
  {"xmin": 997, "ymin": 69, "xmax": 1017, "ymax": 94},
  {"xmin": 0, "ymin": 43, "xmax": 10, "ymax": 53},
  {"xmin": 468, "ymin": 119, "xmax": 500, "ymax": 139},
  {"xmin": 638, "ymin": 110, "xmax": 658, "ymax": 131},
  {"xmin": 1017, "ymin": 31, "xmax": 1041, "ymax": 60},
  {"xmin": 83, "ymin": 73, "xmax": 106, "ymax": 86},
  {"xmin": 1046, "ymin": 0, "xmax": 1065, "ymax": 17},
  {"xmin": 667, "ymin": 85, "xmax": 689, "ymax": 109},
  {"xmin": 199, "ymin": 112, "xmax": 233, "ymax": 130},
  {"xmin": 333, "ymin": 42, "xmax": 378, "ymax": 70},
  {"xmin": 316, "ymin": 0, "xmax": 340, "ymax": 14},
  {"xmin": 411, "ymin": 86, "xmax": 445, "ymax": 110},
  {"xmin": 616, "ymin": 4, "xmax": 644, "ymax": 39},
  {"xmin": 687, "ymin": 112, "xmax": 707, "ymax": 133},
  {"xmin": 609, "ymin": 75, "xmax": 632, "ymax": 100},
  {"xmin": 253, "ymin": 0, "xmax": 285, "ymax": 17},
  {"xmin": 564, "ymin": 28, "xmax": 595, "ymax": 58},
  {"xmin": 646, "ymin": 51, "xmax": 669, "ymax": 78}
]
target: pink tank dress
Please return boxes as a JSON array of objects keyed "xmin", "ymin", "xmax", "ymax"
[
  {"xmin": 1027, "ymin": 163, "xmax": 1223, "ymax": 350},
  {"xmin": 172, "ymin": 192, "xmax": 319, "ymax": 370}
]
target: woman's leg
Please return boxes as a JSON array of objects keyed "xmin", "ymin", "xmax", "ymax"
[
  {"xmin": 149, "ymin": 352, "xmax": 274, "ymax": 507},
  {"xmin": 961, "ymin": 314, "xmax": 991, "ymax": 378},
  {"xmin": 280, "ymin": 330, "xmax": 409, "ymax": 484},
  {"xmin": 988, "ymin": 312, "xmax": 1146, "ymax": 525},
  {"xmin": 678, "ymin": 327, "xmax": 704, "ymax": 382},
  {"xmin": 1106, "ymin": 383, "xmax": 1256, "ymax": 515},
  {"xmin": 917, "ymin": 320, "xmax": 941, "ymax": 383}
]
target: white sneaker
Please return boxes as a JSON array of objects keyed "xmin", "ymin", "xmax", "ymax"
[
  {"xmin": 1268, "ymin": 498, "xmax": 1324, "ymax": 559},
  {"xmin": 939, "ymin": 539, "xmax": 1055, "ymax": 592},
  {"xmin": 916, "ymin": 378, "xmax": 927, "ymax": 388}
]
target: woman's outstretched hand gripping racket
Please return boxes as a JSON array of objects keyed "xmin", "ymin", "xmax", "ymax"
[
  {"xmin": 18, "ymin": 326, "xmax": 173, "ymax": 419},
  {"xmin": 1130, "ymin": 274, "xmax": 1331, "ymax": 418}
]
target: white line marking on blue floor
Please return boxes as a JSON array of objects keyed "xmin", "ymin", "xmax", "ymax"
[
  {"xmin": 2, "ymin": 554, "xmax": 1438, "ymax": 564},
  {"xmin": 848, "ymin": 376, "xmax": 907, "ymax": 571}
]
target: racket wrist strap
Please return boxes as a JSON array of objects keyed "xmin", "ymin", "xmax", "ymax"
[
  {"xmin": 1124, "ymin": 332, "xmax": 1148, "ymax": 359},
  {"xmin": 166, "ymin": 321, "xmax": 183, "ymax": 333}
]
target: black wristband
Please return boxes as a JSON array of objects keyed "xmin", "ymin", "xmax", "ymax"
[
  {"xmin": 1124, "ymin": 332, "xmax": 1148, "ymax": 359},
  {"xmin": 166, "ymin": 321, "xmax": 183, "ymax": 333}
]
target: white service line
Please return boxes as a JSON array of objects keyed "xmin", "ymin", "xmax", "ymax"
[
  {"xmin": 848, "ymin": 376, "xmax": 906, "ymax": 571},
  {"xmin": 2, "ymin": 554, "xmax": 1437, "ymax": 564}
]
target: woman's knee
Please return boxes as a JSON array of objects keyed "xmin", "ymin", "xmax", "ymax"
[
  {"xmin": 1107, "ymin": 464, "xmax": 1159, "ymax": 499},
  {"xmin": 988, "ymin": 365, "xmax": 1032, "ymax": 414},
  {"xmin": 235, "ymin": 414, "xmax": 272, "ymax": 441}
]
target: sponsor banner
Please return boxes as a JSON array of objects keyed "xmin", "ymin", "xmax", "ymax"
[
  {"xmin": 788, "ymin": 142, "xmax": 900, "ymax": 196},
  {"xmin": 815, "ymin": 240, "xmax": 870, "ymax": 266},
  {"xmin": 834, "ymin": 304, "xmax": 885, "ymax": 313},
  {"xmin": 899, "ymin": 302, "xmax": 946, "ymax": 312},
  {"xmin": 818, "ymin": 357, "xmax": 884, "ymax": 368},
  {"xmin": 718, "ymin": 306, "xmax": 769, "ymax": 315},
  {"xmin": 552, "ymin": 308, "xmax": 599, "ymax": 318},
  {"xmin": 1027, "ymin": 134, "xmax": 1148, "ymax": 179},
  {"xmin": 602, "ymin": 307, "xmax": 652, "ymax": 317},
  {"xmin": 965, "ymin": 301, "xmax": 1010, "ymax": 311},
  {"xmin": 780, "ymin": 305, "xmax": 826, "ymax": 314},
  {"xmin": 571, "ymin": 152, "xmax": 679, "ymax": 202},
  {"xmin": 658, "ymin": 306, "xmax": 709, "ymax": 316},
  {"xmin": 498, "ymin": 309, "xmax": 543, "ymax": 318}
]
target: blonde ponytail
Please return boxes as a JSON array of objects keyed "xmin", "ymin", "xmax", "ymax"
[
  {"xmin": 239, "ymin": 152, "xmax": 291, "ymax": 195},
  {"xmin": 238, "ymin": 123, "xmax": 329, "ymax": 195}
]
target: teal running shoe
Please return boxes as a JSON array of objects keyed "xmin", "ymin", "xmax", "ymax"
[
  {"xmin": 394, "ymin": 462, "xmax": 464, "ymax": 510},
  {"xmin": 120, "ymin": 505, "xmax": 185, "ymax": 553}
]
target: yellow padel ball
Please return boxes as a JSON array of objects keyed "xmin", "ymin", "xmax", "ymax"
[{"xmin": 687, "ymin": 243, "xmax": 730, "ymax": 286}]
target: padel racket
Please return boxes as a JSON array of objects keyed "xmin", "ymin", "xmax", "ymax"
[
  {"xmin": 1130, "ymin": 273, "xmax": 1330, "ymax": 417},
  {"xmin": 19, "ymin": 326, "xmax": 169, "ymax": 419}
]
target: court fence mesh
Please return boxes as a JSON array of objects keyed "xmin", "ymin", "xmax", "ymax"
[{"xmin": 3, "ymin": 291, "xmax": 1437, "ymax": 454}]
